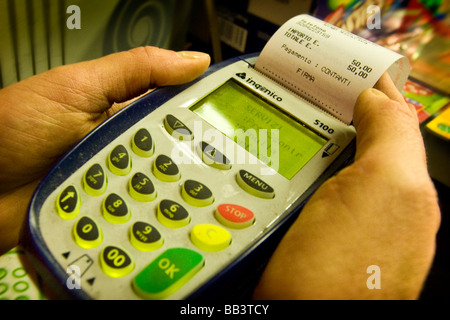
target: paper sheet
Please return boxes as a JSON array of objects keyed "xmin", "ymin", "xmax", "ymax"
[{"xmin": 255, "ymin": 14, "xmax": 410, "ymax": 124}]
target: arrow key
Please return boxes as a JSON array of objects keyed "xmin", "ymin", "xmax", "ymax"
[
  {"xmin": 198, "ymin": 141, "xmax": 231, "ymax": 170},
  {"xmin": 56, "ymin": 185, "xmax": 81, "ymax": 220},
  {"xmin": 164, "ymin": 114, "xmax": 193, "ymax": 140}
]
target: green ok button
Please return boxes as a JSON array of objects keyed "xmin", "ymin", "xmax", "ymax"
[{"xmin": 132, "ymin": 248, "xmax": 204, "ymax": 300}]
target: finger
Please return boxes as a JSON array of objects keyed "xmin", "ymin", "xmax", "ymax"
[
  {"xmin": 373, "ymin": 72, "xmax": 405, "ymax": 104},
  {"xmin": 353, "ymin": 71, "xmax": 419, "ymax": 159},
  {"xmin": 374, "ymin": 72, "xmax": 417, "ymax": 115}
]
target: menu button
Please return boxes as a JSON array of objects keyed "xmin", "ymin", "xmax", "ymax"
[{"xmin": 236, "ymin": 170, "xmax": 275, "ymax": 199}]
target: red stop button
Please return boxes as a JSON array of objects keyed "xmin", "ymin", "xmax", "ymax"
[{"xmin": 215, "ymin": 204, "xmax": 255, "ymax": 229}]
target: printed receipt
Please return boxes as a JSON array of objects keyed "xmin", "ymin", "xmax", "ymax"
[{"xmin": 255, "ymin": 14, "xmax": 410, "ymax": 124}]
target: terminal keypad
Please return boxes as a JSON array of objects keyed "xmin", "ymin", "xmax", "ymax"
[{"xmin": 53, "ymin": 114, "xmax": 275, "ymax": 299}]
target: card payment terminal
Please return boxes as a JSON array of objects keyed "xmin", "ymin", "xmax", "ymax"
[{"xmin": 22, "ymin": 52, "xmax": 356, "ymax": 299}]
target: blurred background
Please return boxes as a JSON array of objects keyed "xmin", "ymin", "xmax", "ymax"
[{"xmin": 0, "ymin": 0, "xmax": 449, "ymax": 300}]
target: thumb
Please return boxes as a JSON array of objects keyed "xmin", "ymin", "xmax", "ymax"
[
  {"xmin": 34, "ymin": 46, "xmax": 211, "ymax": 114},
  {"xmin": 352, "ymin": 84, "xmax": 428, "ymax": 176},
  {"xmin": 0, "ymin": 47, "xmax": 210, "ymax": 188}
]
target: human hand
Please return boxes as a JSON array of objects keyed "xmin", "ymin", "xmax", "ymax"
[
  {"xmin": 0, "ymin": 47, "xmax": 210, "ymax": 255},
  {"xmin": 253, "ymin": 73, "xmax": 441, "ymax": 299}
]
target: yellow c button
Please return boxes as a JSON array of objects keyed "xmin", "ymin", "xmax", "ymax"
[{"xmin": 190, "ymin": 224, "xmax": 231, "ymax": 252}]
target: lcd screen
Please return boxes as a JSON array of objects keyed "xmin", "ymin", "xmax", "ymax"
[{"xmin": 190, "ymin": 78, "xmax": 327, "ymax": 179}]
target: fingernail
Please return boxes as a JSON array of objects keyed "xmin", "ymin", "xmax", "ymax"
[
  {"xmin": 176, "ymin": 51, "xmax": 209, "ymax": 59},
  {"xmin": 368, "ymin": 88, "xmax": 388, "ymax": 98}
]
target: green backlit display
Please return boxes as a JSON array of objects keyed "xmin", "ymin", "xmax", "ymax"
[{"xmin": 190, "ymin": 79, "xmax": 327, "ymax": 180}]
